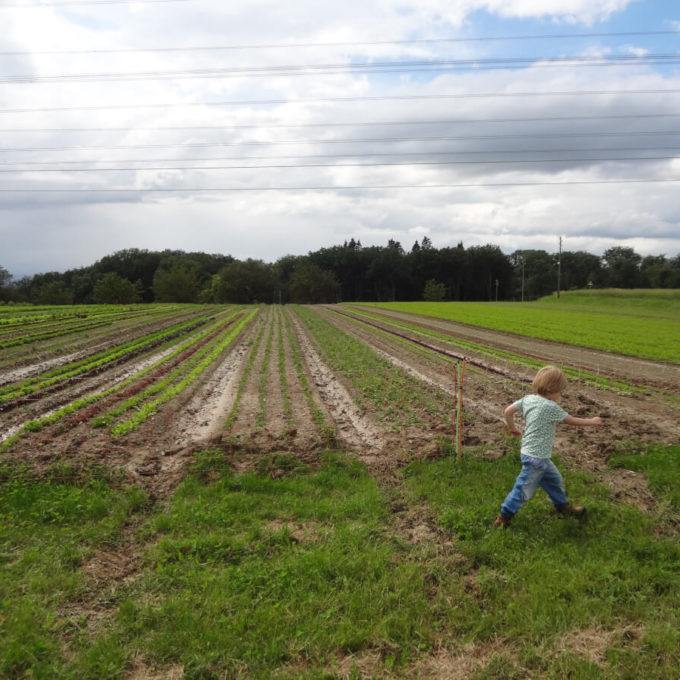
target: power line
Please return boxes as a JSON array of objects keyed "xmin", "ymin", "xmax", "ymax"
[
  {"xmin": 1, "ymin": 88, "xmax": 678, "ymax": 113},
  {"xmin": 4, "ymin": 145, "xmax": 680, "ymax": 167},
  {"xmin": 4, "ymin": 54, "xmax": 680, "ymax": 84},
  {"xmin": 5, "ymin": 126, "xmax": 680, "ymax": 154},
  {"xmin": 1, "ymin": 113, "xmax": 680, "ymax": 135},
  {"xmin": 2, "ymin": 177, "xmax": 680, "ymax": 192},
  {"xmin": 0, "ymin": 155, "xmax": 677, "ymax": 172},
  {"xmin": 1, "ymin": 29, "xmax": 678, "ymax": 56},
  {"xmin": 4, "ymin": 113, "xmax": 680, "ymax": 133}
]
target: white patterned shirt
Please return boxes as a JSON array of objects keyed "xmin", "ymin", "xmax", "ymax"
[{"xmin": 513, "ymin": 394, "xmax": 568, "ymax": 459}]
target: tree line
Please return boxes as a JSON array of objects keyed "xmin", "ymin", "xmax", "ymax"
[{"xmin": 1, "ymin": 240, "xmax": 679, "ymax": 306}]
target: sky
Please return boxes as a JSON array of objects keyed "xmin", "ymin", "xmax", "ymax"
[{"xmin": 1, "ymin": 0, "xmax": 679, "ymax": 277}]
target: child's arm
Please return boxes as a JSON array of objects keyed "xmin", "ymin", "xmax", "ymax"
[
  {"xmin": 504, "ymin": 404, "xmax": 521, "ymax": 436},
  {"xmin": 563, "ymin": 415, "xmax": 603, "ymax": 427}
]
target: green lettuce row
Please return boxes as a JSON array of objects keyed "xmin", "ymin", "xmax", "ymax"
[
  {"xmin": 110, "ymin": 310, "xmax": 257, "ymax": 438},
  {"xmin": 0, "ymin": 310, "xmax": 223, "ymax": 402},
  {"xmin": 96, "ymin": 313, "xmax": 245, "ymax": 429},
  {"xmin": 0, "ymin": 312, "xmax": 243, "ymax": 453}
]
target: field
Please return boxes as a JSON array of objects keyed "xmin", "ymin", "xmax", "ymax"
[
  {"xmin": 1, "ymin": 296, "xmax": 679, "ymax": 679},
  {"xmin": 359, "ymin": 289, "xmax": 680, "ymax": 362}
]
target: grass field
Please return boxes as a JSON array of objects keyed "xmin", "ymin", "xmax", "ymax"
[
  {"xmin": 357, "ymin": 290, "xmax": 680, "ymax": 363},
  {"xmin": 2, "ymin": 445, "xmax": 679, "ymax": 679},
  {"xmin": 537, "ymin": 288, "xmax": 680, "ymax": 315}
]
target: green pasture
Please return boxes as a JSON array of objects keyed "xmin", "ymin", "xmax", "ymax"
[
  {"xmin": 356, "ymin": 290, "xmax": 680, "ymax": 363},
  {"xmin": 1, "ymin": 444, "xmax": 679, "ymax": 679},
  {"xmin": 537, "ymin": 288, "xmax": 680, "ymax": 314}
]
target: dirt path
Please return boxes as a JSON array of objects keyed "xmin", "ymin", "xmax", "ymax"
[{"xmin": 287, "ymin": 308, "xmax": 386, "ymax": 457}]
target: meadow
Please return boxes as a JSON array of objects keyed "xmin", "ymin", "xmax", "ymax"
[
  {"xmin": 359, "ymin": 289, "xmax": 680, "ymax": 363},
  {"xmin": 1, "ymin": 293, "xmax": 679, "ymax": 679}
]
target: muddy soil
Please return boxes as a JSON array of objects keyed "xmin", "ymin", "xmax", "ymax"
[
  {"xmin": 224, "ymin": 307, "xmax": 334, "ymax": 454},
  {"xmin": 3, "ymin": 305, "xmax": 678, "ymax": 506},
  {"xmin": 287, "ymin": 308, "xmax": 387, "ymax": 463}
]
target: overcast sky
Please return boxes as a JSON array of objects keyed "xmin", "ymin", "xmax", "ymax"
[{"xmin": 1, "ymin": 0, "xmax": 679, "ymax": 277}]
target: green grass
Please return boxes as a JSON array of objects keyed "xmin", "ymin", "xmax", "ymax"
[
  {"xmin": 2, "ymin": 444, "xmax": 680, "ymax": 678},
  {"xmin": 357, "ymin": 290, "xmax": 680, "ymax": 363},
  {"xmin": 403, "ymin": 446, "xmax": 680, "ymax": 678},
  {"xmin": 126, "ymin": 452, "xmax": 449, "ymax": 678},
  {"xmin": 0, "ymin": 470, "xmax": 149, "ymax": 679}
]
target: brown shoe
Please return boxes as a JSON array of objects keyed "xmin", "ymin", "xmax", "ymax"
[
  {"xmin": 556, "ymin": 503, "xmax": 587, "ymax": 520},
  {"xmin": 494, "ymin": 515, "xmax": 510, "ymax": 529}
]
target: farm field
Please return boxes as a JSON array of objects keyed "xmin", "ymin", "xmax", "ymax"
[
  {"xmin": 1, "ymin": 297, "xmax": 680, "ymax": 678},
  {"xmin": 359, "ymin": 289, "xmax": 680, "ymax": 363}
]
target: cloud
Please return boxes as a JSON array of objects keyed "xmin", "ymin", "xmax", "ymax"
[
  {"xmin": 477, "ymin": 0, "xmax": 633, "ymax": 25},
  {"xmin": 1, "ymin": 0, "xmax": 678, "ymax": 278}
]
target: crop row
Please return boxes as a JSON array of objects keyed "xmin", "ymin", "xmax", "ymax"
[
  {"xmin": 276, "ymin": 308, "xmax": 294, "ymax": 431},
  {"xmin": 256, "ymin": 310, "xmax": 275, "ymax": 432},
  {"xmin": 292, "ymin": 305, "xmax": 455, "ymax": 432},
  {"xmin": 87, "ymin": 311, "xmax": 246, "ymax": 432},
  {"xmin": 340, "ymin": 306, "xmax": 680, "ymax": 407},
  {"xmin": 283, "ymin": 309, "xmax": 327, "ymax": 433},
  {"xmin": 108, "ymin": 309, "xmax": 257, "ymax": 438},
  {"xmin": 0, "ymin": 306, "xmax": 197, "ymax": 371},
  {"xmin": 0, "ymin": 310, "xmax": 224, "ymax": 411},
  {"xmin": 1, "ymin": 309, "xmax": 254, "ymax": 451},
  {"xmin": 0, "ymin": 305, "xmax": 173, "ymax": 347},
  {"xmin": 0, "ymin": 316, "xmax": 119, "ymax": 349},
  {"xmin": 223, "ymin": 307, "xmax": 335, "ymax": 444},
  {"xmin": 0, "ymin": 304, "xmax": 118, "ymax": 325},
  {"xmin": 225, "ymin": 312, "xmax": 266, "ymax": 432},
  {"xmin": 0, "ymin": 305, "xmax": 170, "ymax": 341}
]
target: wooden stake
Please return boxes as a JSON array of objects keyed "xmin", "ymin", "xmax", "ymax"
[
  {"xmin": 451, "ymin": 363, "xmax": 458, "ymax": 459},
  {"xmin": 457, "ymin": 360, "xmax": 466, "ymax": 463}
]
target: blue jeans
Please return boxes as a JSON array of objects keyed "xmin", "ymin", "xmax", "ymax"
[{"xmin": 501, "ymin": 455, "xmax": 568, "ymax": 519}]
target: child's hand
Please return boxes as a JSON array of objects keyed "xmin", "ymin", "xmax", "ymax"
[
  {"xmin": 591, "ymin": 416, "xmax": 603, "ymax": 426},
  {"xmin": 505, "ymin": 426, "xmax": 521, "ymax": 437}
]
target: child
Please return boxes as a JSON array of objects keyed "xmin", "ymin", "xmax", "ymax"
[{"xmin": 494, "ymin": 365, "xmax": 603, "ymax": 528}]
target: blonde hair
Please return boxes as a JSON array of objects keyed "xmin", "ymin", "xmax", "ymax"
[{"xmin": 532, "ymin": 365, "xmax": 568, "ymax": 396}]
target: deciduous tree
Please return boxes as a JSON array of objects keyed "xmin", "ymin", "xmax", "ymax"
[
  {"xmin": 288, "ymin": 264, "xmax": 340, "ymax": 303},
  {"xmin": 423, "ymin": 279, "xmax": 446, "ymax": 301},
  {"xmin": 152, "ymin": 266, "xmax": 200, "ymax": 303},
  {"xmin": 36, "ymin": 281, "xmax": 73, "ymax": 305},
  {"xmin": 216, "ymin": 259, "xmax": 277, "ymax": 304},
  {"xmin": 601, "ymin": 247, "xmax": 642, "ymax": 288},
  {"xmin": 93, "ymin": 272, "xmax": 141, "ymax": 304}
]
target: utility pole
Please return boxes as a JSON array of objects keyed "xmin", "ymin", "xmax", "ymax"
[
  {"xmin": 557, "ymin": 236, "xmax": 562, "ymax": 299},
  {"xmin": 521, "ymin": 257, "xmax": 525, "ymax": 302}
]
